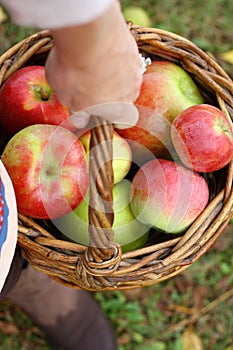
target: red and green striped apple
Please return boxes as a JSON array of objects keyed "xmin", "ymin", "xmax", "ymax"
[{"xmin": 130, "ymin": 158, "xmax": 209, "ymax": 233}]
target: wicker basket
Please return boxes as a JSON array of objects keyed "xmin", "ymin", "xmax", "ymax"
[{"xmin": 1, "ymin": 26, "xmax": 233, "ymax": 291}]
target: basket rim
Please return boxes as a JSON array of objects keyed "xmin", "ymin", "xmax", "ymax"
[{"xmin": 1, "ymin": 27, "xmax": 233, "ymax": 291}]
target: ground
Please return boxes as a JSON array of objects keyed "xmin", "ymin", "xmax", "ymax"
[{"xmin": 0, "ymin": 1, "xmax": 233, "ymax": 349}]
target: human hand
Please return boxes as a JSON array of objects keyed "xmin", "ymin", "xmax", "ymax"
[{"xmin": 45, "ymin": 1, "xmax": 143, "ymax": 128}]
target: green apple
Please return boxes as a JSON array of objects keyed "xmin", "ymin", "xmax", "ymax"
[
  {"xmin": 53, "ymin": 179, "xmax": 149, "ymax": 252},
  {"xmin": 79, "ymin": 130, "xmax": 132, "ymax": 184},
  {"xmin": 123, "ymin": 6, "xmax": 152, "ymax": 27}
]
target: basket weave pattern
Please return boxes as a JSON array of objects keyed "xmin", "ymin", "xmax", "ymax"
[{"xmin": 1, "ymin": 27, "xmax": 233, "ymax": 291}]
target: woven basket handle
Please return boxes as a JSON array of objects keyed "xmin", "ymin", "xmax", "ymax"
[{"xmin": 77, "ymin": 116, "xmax": 122, "ymax": 282}]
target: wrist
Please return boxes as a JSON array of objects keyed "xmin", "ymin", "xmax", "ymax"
[{"xmin": 49, "ymin": 0, "xmax": 125, "ymax": 70}]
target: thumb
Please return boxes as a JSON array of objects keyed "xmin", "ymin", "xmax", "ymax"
[{"xmin": 69, "ymin": 102, "xmax": 139, "ymax": 129}]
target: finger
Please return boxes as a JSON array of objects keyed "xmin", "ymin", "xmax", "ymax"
[
  {"xmin": 69, "ymin": 111, "xmax": 91, "ymax": 129},
  {"xmin": 69, "ymin": 102, "xmax": 139, "ymax": 129}
]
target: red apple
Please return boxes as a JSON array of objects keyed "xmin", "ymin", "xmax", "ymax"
[
  {"xmin": 0, "ymin": 65, "xmax": 73, "ymax": 135},
  {"xmin": 171, "ymin": 104, "xmax": 233, "ymax": 172},
  {"xmin": 79, "ymin": 129, "xmax": 132, "ymax": 184},
  {"xmin": 116, "ymin": 60, "xmax": 203, "ymax": 163},
  {"xmin": 130, "ymin": 158, "xmax": 209, "ymax": 233},
  {"xmin": 2, "ymin": 124, "xmax": 89, "ymax": 219}
]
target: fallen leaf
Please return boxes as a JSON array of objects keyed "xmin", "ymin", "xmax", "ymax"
[
  {"xmin": 0, "ymin": 320, "xmax": 19, "ymax": 335},
  {"xmin": 123, "ymin": 287, "xmax": 143, "ymax": 300},
  {"xmin": 182, "ymin": 324, "xmax": 203, "ymax": 350},
  {"xmin": 0, "ymin": 6, "xmax": 7, "ymax": 24},
  {"xmin": 167, "ymin": 304, "xmax": 197, "ymax": 315},
  {"xmin": 139, "ymin": 342, "xmax": 166, "ymax": 350},
  {"xmin": 117, "ymin": 333, "xmax": 131, "ymax": 345},
  {"xmin": 220, "ymin": 50, "xmax": 233, "ymax": 64},
  {"xmin": 192, "ymin": 285, "xmax": 209, "ymax": 309},
  {"xmin": 174, "ymin": 275, "xmax": 191, "ymax": 293}
]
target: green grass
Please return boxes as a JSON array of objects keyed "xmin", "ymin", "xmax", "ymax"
[
  {"xmin": 95, "ymin": 227, "xmax": 233, "ymax": 350},
  {"xmin": 0, "ymin": 228, "xmax": 232, "ymax": 349},
  {"xmin": 1, "ymin": 0, "xmax": 233, "ymax": 55},
  {"xmin": 0, "ymin": 22, "xmax": 36, "ymax": 55},
  {"xmin": 121, "ymin": 0, "xmax": 233, "ymax": 54},
  {"xmin": 1, "ymin": 1, "xmax": 232, "ymax": 76},
  {"xmin": 0, "ymin": 1, "xmax": 233, "ymax": 349},
  {"xmin": 121, "ymin": 0, "xmax": 233, "ymax": 78}
]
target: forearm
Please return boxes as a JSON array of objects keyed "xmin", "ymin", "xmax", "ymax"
[
  {"xmin": 50, "ymin": 1, "xmax": 122, "ymax": 70},
  {"xmin": 1, "ymin": 0, "xmax": 114, "ymax": 28}
]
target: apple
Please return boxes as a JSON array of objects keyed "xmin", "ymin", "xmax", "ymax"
[
  {"xmin": 123, "ymin": 6, "xmax": 152, "ymax": 27},
  {"xmin": 116, "ymin": 60, "xmax": 204, "ymax": 163},
  {"xmin": 130, "ymin": 158, "xmax": 209, "ymax": 233},
  {"xmin": 0, "ymin": 65, "xmax": 73, "ymax": 135},
  {"xmin": 1, "ymin": 124, "xmax": 89, "ymax": 219},
  {"xmin": 53, "ymin": 179, "xmax": 149, "ymax": 253},
  {"xmin": 116, "ymin": 105, "xmax": 175, "ymax": 165},
  {"xmin": 79, "ymin": 129, "xmax": 132, "ymax": 184},
  {"xmin": 171, "ymin": 104, "xmax": 233, "ymax": 172}
]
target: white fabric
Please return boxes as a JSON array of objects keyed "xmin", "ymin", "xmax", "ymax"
[
  {"xmin": 1, "ymin": 0, "xmax": 114, "ymax": 28},
  {"xmin": 0, "ymin": 160, "xmax": 18, "ymax": 293}
]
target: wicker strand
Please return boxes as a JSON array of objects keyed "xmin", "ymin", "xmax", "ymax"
[{"xmin": 75, "ymin": 116, "xmax": 122, "ymax": 289}]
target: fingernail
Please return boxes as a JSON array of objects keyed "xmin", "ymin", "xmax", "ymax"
[{"xmin": 70, "ymin": 111, "xmax": 90, "ymax": 129}]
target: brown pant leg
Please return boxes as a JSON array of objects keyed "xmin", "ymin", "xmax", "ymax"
[{"xmin": 1, "ymin": 248, "xmax": 118, "ymax": 349}]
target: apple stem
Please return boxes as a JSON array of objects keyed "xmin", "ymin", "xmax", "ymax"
[{"xmin": 34, "ymin": 85, "xmax": 49, "ymax": 101}]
